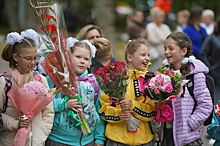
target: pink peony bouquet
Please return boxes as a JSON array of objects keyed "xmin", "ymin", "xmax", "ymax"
[
  {"xmin": 8, "ymin": 73, "xmax": 58, "ymax": 146},
  {"xmin": 139, "ymin": 67, "xmax": 187, "ymax": 122},
  {"xmin": 21, "ymin": 81, "xmax": 48, "ymax": 95}
]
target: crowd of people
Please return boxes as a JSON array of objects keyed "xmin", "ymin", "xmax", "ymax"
[{"xmin": 0, "ymin": 2, "xmax": 220, "ymax": 146}]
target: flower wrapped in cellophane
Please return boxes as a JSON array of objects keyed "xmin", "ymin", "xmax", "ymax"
[
  {"xmin": 95, "ymin": 61, "xmax": 140, "ymax": 132},
  {"xmin": 138, "ymin": 67, "xmax": 188, "ymax": 122},
  {"xmin": 28, "ymin": 0, "xmax": 90, "ymax": 135},
  {"xmin": 6, "ymin": 72, "xmax": 58, "ymax": 146}
]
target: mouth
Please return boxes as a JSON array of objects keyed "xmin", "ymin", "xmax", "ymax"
[{"xmin": 142, "ymin": 61, "xmax": 149, "ymax": 66}]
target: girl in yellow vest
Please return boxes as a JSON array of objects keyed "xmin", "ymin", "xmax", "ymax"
[{"xmin": 99, "ymin": 38, "xmax": 157, "ymax": 146}]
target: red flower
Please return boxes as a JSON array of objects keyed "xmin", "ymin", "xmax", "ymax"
[
  {"xmin": 40, "ymin": 26, "xmax": 44, "ymax": 31},
  {"xmin": 46, "ymin": 24, "xmax": 56, "ymax": 35},
  {"xmin": 52, "ymin": 37, "xmax": 57, "ymax": 43},
  {"xmin": 45, "ymin": 14, "xmax": 55, "ymax": 22},
  {"xmin": 112, "ymin": 71, "xmax": 118, "ymax": 78},
  {"xmin": 43, "ymin": 8, "xmax": 46, "ymax": 12}
]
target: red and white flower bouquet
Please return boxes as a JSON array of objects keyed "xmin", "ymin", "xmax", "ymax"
[{"xmin": 138, "ymin": 67, "xmax": 188, "ymax": 122}]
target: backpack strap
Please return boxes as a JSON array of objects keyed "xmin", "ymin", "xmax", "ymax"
[
  {"xmin": 76, "ymin": 74, "xmax": 100, "ymax": 104},
  {"xmin": 186, "ymin": 74, "xmax": 197, "ymax": 113},
  {"xmin": 88, "ymin": 74, "xmax": 100, "ymax": 104},
  {"xmin": 0, "ymin": 72, "xmax": 12, "ymax": 113}
]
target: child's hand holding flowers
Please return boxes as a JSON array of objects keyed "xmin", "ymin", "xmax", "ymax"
[
  {"xmin": 66, "ymin": 99, "xmax": 82, "ymax": 113},
  {"xmin": 138, "ymin": 67, "xmax": 188, "ymax": 122}
]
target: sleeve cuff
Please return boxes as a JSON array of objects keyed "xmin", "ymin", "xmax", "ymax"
[{"xmin": 95, "ymin": 139, "xmax": 105, "ymax": 145}]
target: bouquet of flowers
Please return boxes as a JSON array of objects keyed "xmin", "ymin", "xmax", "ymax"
[
  {"xmin": 95, "ymin": 61, "xmax": 139, "ymax": 132},
  {"xmin": 7, "ymin": 73, "xmax": 57, "ymax": 146},
  {"xmin": 28, "ymin": 0, "xmax": 90, "ymax": 135},
  {"xmin": 138, "ymin": 67, "xmax": 188, "ymax": 122}
]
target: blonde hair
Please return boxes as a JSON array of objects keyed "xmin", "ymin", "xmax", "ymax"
[
  {"xmin": 125, "ymin": 38, "xmax": 148, "ymax": 62},
  {"xmin": 76, "ymin": 24, "xmax": 103, "ymax": 40},
  {"xmin": 94, "ymin": 38, "xmax": 112, "ymax": 62},
  {"xmin": 150, "ymin": 7, "xmax": 165, "ymax": 20}
]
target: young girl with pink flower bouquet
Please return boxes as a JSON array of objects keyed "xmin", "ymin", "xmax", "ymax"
[
  {"xmin": 99, "ymin": 38, "xmax": 157, "ymax": 146},
  {"xmin": 0, "ymin": 29, "xmax": 54, "ymax": 146},
  {"xmin": 161, "ymin": 32, "xmax": 213, "ymax": 146}
]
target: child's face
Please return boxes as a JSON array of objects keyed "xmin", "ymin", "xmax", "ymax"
[
  {"xmin": 13, "ymin": 47, "xmax": 38, "ymax": 74},
  {"xmin": 71, "ymin": 46, "xmax": 91, "ymax": 76},
  {"xmin": 164, "ymin": 38, "xmax": 187, "ymax": 65},
  {"xmin": 127, "ymin": 44, "xmax": 150, "ymax": 71}
]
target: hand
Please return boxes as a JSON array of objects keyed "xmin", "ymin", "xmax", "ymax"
[
  {"xmin": 153, "ymin": 133, "xmax": 160, "ymax": 142},
  {"xmin": 18, "ymin": 118, "xmax": 31, "ymax": 129},
  {"xmin": 120, "ymin": 100, "xmax": 132, "ymax": 111},
  {"xmin": 95, "ymin": 144, "xmax": 103, "ymax": 146},
  {"xmin": 67, "ymin": 99, "xmax": 82, "ymax": 113},
  {"xmin": 121, "ymin": 110, "xmax": 132, "ymax": 120}
]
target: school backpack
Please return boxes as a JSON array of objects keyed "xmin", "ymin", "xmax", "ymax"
[{"xmin": 186, "ymin": 74, "xmax": 215, "ymax": 126}]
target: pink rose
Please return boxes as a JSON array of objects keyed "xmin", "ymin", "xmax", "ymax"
[
  {"xmin": 154, "ymin": 89, "xmax": 160, "ymax": 94},
  {"xmin": 154, "ymin": 71, "xmax": 161, "ymax": 76},
  {"xmin": 164, "ymin": 84, "xmax": 173, "ymax": 93}
]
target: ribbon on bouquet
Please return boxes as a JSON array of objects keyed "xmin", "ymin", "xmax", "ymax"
[
  {"xmin": 109, "ymin": 97, "xmax": 120, "ymax": 106},
  {"xmin": 61, "ymin": 94, "xmax": 83, "ymax": 126},
  {"xmin": 155, "ymin": 101, "xmax": 174, "ymax": 122}
]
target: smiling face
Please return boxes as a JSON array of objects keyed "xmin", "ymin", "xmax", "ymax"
[
  {"xmin": 71, "ymin": 46, "xmax": 91, "ymax": 76},
  {"xmin": 127, "ymin": 44, "xmax": 150, "ymax": 71},
  {"xmin": 164, "ymin": 38, "xmax": 187, "ymax": 69},
  {"xmin": 13, "ymin": 47, "xmax": 38, "ymax": 74},
  {"xmin": 86, "ymin": 29, "xmax": 101, "ymax": 44}
]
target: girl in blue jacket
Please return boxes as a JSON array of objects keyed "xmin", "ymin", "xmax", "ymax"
[{"xmin": 46, "ymin": 38, "xmax": 105, "ymax": 146}]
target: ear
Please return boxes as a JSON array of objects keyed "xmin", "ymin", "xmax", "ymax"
[
  {"xmin": 13, "ymin": 53, "xmax": 19, "ymax": 62},
  {"xmin": 109, "ymin": 53, "xmax": 113, "ymax": 61},
  {"xmin": 126, "ymin": 53, "xmax": 133, "ymax": 63},
  {"xmin": 181, "ymin": 47, "xmax": 187, "ymax": 56}
]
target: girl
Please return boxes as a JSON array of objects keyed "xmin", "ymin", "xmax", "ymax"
[
  {"xmin": 91, "ymin": 38, "xmax": 113, "ymax": 74},
  {"xmin": 162, "ymin": 32, "xmax": 213, "ymax": 146},
  {"xmin": 46, "ymin": 38, "xmax": 105, "ymax": 146},
  {"xmin": 99, "ymin": 38, "xmax": 156, "ymax": 146},
  {"xmin": 0, "ymin": 29, "xmax": 54, "ymax": 146}
]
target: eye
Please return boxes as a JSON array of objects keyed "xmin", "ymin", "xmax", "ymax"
[
  {"xmin": 85, "ymin": 57, "xmax": 89, "ymax": 61},
  {"xmin": 76, "ymin": 55, "xmax": 81, "ymax": 58},
  {"xmin": 141, "ymin": 53, "xmax": 146, "ymax": 57}
]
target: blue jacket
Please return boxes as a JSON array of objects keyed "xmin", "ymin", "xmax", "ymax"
[
  {"xmin": 207, "ymin": 102, "xmax": 220, "ymax": 146},
  {"xmin": 183, "ymin": 25, "xmax": 207, "ymax": 58},
  {"xmin": 47, "ymin": 70, "xmax": 105, "ymax": 145}
]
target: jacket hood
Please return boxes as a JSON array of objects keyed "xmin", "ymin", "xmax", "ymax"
[{"xmin": 189, "ymin": 59, "xmax": 209, "ymax": 75}]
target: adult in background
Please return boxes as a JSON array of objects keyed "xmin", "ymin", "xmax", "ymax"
[
  {"xmin": 146, "ymin": 7, "xmax": 171, "ymax": 71},
  {"xmin": 126, "ymin": 10, "xmax": 146, "ymax": 40},
  {"xmin": 200, "ymin": 9, "xmax": 215, "ymax": 35},
  {"xmin": 183, "ymin": 7, "xmax": 208, "ymax": 59},
  {"xmin": 175, "ymin": 9, "xmax": 190, "ymax": 32},
  {"xmin": 199, "ymin": 15, "xmax": 220, "ymax": 104},
  {"xmin": 76, "ymin": 24, "xmax": 103, "ymax": 45}
]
